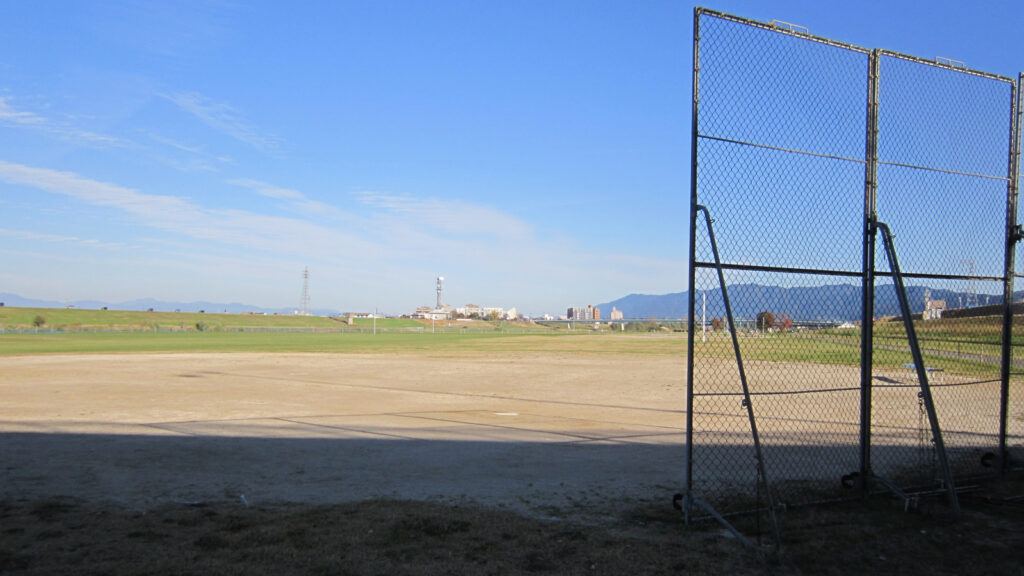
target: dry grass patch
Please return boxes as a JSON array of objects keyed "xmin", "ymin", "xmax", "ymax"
[{"xmin": 2, "ymin": 476, "xmax": 1023, "ymax": 575}]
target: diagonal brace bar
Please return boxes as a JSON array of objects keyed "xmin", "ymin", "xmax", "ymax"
[
  {"xmin": 873, "ymin": 221, "xmax": 961, "ymax": 517},
  {"xmin": 689, "ymin": 204, "xmax": 781, "ymax": 544}
]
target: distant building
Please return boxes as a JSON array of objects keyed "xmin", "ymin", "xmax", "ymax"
[
  {"xmin": 924, "ymin": 299, "xmax": 946, "ymax": 321},
  {"xmin": 482, "ymin": 306, "xmax": 505, "ymax": 319},
  {"xmin": 567, "ymin": 305, "xmax": 600, "ymax": 321},
  {"xmin": 445, "ymin": 303, "xmax": 519, "ymax": 320},
  {"xmin": 340, "ymin": 312, "xmax": 377, "ymax": 319},
  {"xmin": 610, "ymin": 307, "xmax": 624, "ymax": 321},
  {"xmin": 413, "ymin": 305, "xmax": 451, "ymax": 320}
]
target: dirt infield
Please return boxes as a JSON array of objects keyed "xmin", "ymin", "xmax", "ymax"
[
  {"xmin": 0, "ymin": 352, "xmax": 688, "ymax": 523},
  {"xmin": 4, "ymin": 350, "xmax": 1017, "ymax": 524}
]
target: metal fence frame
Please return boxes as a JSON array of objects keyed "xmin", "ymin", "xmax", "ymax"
[{"xmin": 685, "ymin": 7, "xmax": 1022, "ymax": 541}]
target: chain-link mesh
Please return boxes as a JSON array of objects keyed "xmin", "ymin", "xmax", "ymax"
[
  {"xmin": 867, "ymin": 278, "xmax": 1007, "ymax": 485},
  {"xmin": 871, "ymin": 53, "xmax": 1014, "ymax": 486},
  {"xmin": 688, "ymin": 9, "xmax": 1020, "ymax": 519}
]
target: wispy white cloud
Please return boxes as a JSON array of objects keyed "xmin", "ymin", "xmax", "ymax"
[
  {"xmin": 148, "ymin": 134, "xmax": 206, "ymax": 156},
  {"xmin": 162, "ymin": 92, "xmax": 282, "ymax": 152},
  {"xmin": 358, "ymin": 191, "xmax": 533, "ymax": 240},
  {"xmin": 0, "ymin": 96, "xmax": 46, "ymax": 125},
  {"xmin": 0, "ymin": 227, "xmax": 125, "ymax": 249},
  {"xmin": 227, "ymin": 178, "xmax": 353, "ymax": 222},
  {"xmin": 0, "ymin": 160, "xmax": 374, "ymax": 260},
  {"xmin": 229, "ymin": 178, "xmax": 305, "ymax": 201},
  {"xmin": 0, "ymin": 159, "xmax": 537, "ymax": 266},
  {"xmin": 1, "ymin": 159, "xmax": 519, "ymax": 279},
  {"xmin": 147, "ymin": 133, "xmax": 234, "ymax": 173},
  {"xmin": 0, "ymin": 160, "xmax": 197, "ymax": 224},
  {"xmin": 0, "ymin": 95, "xmax": 128, "ymax": 147}
]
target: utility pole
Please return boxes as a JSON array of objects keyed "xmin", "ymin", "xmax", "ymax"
[
  {"xmin": 301, "ymin": 267, "xmax": 310, "ymax": 316},
  {"xmin": 702, "ymin": 291, "xmax": 707, "ymax": 343}
]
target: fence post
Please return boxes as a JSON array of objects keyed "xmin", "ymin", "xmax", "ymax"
[
  {"xmin": 860, "ymin": 49, "xmax": 881, "ymax": 494},
  {"xmin": 1000, "ymin": 74, "xmax": 1022, "ymax": 472},
  {"xmin": 683, "ymin": 6, "xmax": 703, "ymax": 521}
]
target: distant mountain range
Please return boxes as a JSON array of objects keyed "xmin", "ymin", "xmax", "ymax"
[
  {"xmin": 597, "ymin": 284, "xmax": 1017, "ymax": 322},
  {"xmin": 0, "ymin": 293, "xmax": 339, "ymax": 317}
]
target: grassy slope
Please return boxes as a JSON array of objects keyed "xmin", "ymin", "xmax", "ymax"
[
  {"xmin": 0, "ymin": 307, "xmax": 546, "ymax": 334},
  {"xmin": 0, "ymin": 307, "xmax": 346, "ymax": 330}
]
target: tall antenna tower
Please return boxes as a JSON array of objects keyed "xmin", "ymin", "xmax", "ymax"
[
  {"xmin": 436, "ymin": 276, "xmax": 444, "ymax": 309},
  {"xmin": 301, "ymin": 267, "xmax": 310, "ymax": 316}
]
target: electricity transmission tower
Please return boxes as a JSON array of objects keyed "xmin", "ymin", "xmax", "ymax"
[{"xmin": 961, "ymin": 259, "xmax": 978, "ymax": 308}]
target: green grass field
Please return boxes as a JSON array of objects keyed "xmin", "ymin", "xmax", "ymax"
[
  {"xmin": 0, "ymin": 306, "xmax": 669, "ymax": 356},
  {"xmin": 695, "ymin": 329, "xmax": 1006, "ymax": 377},
  {"xmin": 0, "ymin": 306, "xmax": 1017, "ymax": 378},
  {"xmin": 0, "ymin": 325, "xmax": 682, "ymax": 357}
]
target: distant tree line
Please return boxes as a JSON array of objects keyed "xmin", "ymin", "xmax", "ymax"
[{"xmin": 706, "ymin": 310, "xmax": 793, "ymax": 332}]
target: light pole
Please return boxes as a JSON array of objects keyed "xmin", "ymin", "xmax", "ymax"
[{"xmin": 702, "ymin": 291, "xmax": 707, "ymax": 343}]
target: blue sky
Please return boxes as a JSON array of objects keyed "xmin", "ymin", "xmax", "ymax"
[{"xmin": 1, "ymin": 1, "xmax": 1021, "ymax": 316}]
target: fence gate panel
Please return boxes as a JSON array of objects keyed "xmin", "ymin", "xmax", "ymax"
[{"xmin": 687, "ymin": 8, "xmax": 1020, "ymax": 519}]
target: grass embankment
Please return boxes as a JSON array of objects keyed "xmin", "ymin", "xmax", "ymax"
[
  {"xmin": 820, "ymin": 316, "xmax": 1017, "ymax": 350},
  {"xmin": 0, "ymin": 307, "xmax": 421, "ymax": 332},
  {"xmin": 0, "ymin": 307, "xmax": 555, "ymax": 335}
]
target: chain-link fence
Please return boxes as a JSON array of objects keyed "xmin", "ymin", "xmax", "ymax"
[{"xmin": 685, "ymin": 8, "xmax": 1022, "ymax": 531}]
